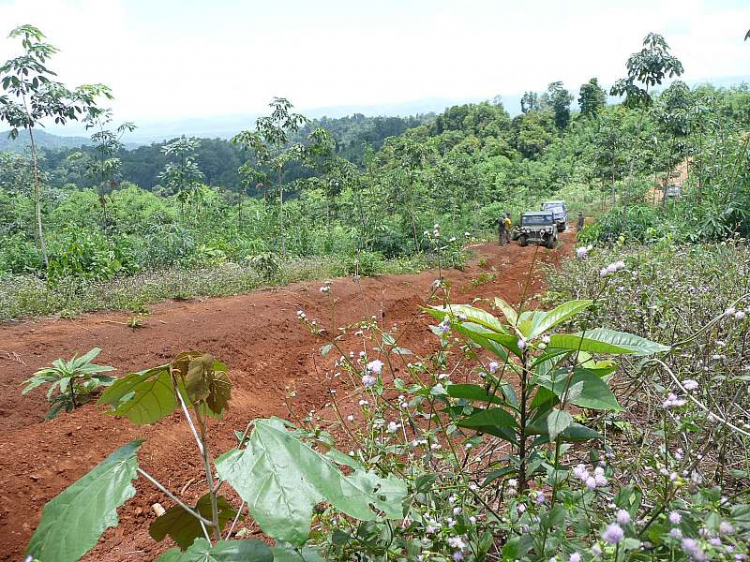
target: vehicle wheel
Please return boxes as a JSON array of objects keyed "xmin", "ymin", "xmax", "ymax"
[
  {"xmin": 546, "ymin": 237, "xmax": 556, "ymax": 249},
  {"xmin": 519, "ymin": 234, "xmax": 528, "ymax": 247},
  {"xmin": 558, "ymin": 223, "xmax": 565, "ymax": 232}
]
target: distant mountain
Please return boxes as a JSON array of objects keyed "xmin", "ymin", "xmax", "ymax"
[
  {"xmin": 8, "ymin": 74, "xmax": 748, "ymax": 148},
  {"xmin": 0, "ymin": 129, "xmax": 91, "ymax": 153}
]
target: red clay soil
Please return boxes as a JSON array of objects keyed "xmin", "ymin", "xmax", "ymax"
[{"xmin": 0, "ymin": 233, "xmax": 574, "ymax": 561}]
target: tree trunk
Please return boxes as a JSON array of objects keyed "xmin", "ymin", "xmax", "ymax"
[
  {"xmin": 278, "ymin": 166, "xmax": 285, "ymax": 255},
  {"xmin": 28, "ymin": 128, "xmax": 49, "ymax": 267}
]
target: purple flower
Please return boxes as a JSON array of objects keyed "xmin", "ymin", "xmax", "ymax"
[
  {"xmin": 488, "ymin": 361, "xmax": 499, "ymax": 374},
  {"xmin": 602, "ymin": 523, "xmax": 624, "ymax": 544},
  {"xmin": 682, "ymin": 538, "xmax": 706, "ymax": 561},
  {"xmin": 616, "ymin": 509, "xmax": 631, "ymax": 525},
  {"xmin": 367, "ymin": 359, "xmax": 384, "ymax": 374},
  {"xmin": 362, "ymin": 374, "xmax": 376, "ymax": 387},
  {"xmin": 719, "ymin": 521, "xmax": 735, "ymax": 535},
  {"xmin": 682, "ymin": 379, "xmax": 699, "ymax": 391},
  {"xmin": 669, "ymin": 511, "xmax": 682, "ymax": 525},
  {"xmin": 569, "ymin": 553, "xmax": 581, "ymax": 562}
]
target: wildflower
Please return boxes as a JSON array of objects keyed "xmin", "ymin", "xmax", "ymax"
[
  {"xmin": 709, "ymin": 537, "xmax": 722, "ymax": 547},
  {"xmin": 296, "ymin": 310, "xmax": 306, "ymax": 319},
  {"xmin": 585, "ymin": 476, "xmax": 598, "ymax": 490},
  {"xmin": 591, "ymin": 544, "xmax": 602, "ymax": 557},
  {"xmin": 517, "ymin": 337, "xmax": 526, "ymax": 350},
  {"xmin": 663, "ymin": 393, "xmax": 687, "ymax": 408},
  {"xmin": 682, "ymin": 538, "xmax": 706, "ymax": 561},
  {"xmin": 361, "ymin": 374, "xmax": 376, "ymax": 387},
  {"xmin": 606, "ymin": 263, "xmax": 618, "ymax": 274},
  {"xmin": 538, "ymin": 342, "xmax": 547, "ymax": 350},
  {"xmin": 573, "ymin": 464, "xmax": 589, "ymax": 481},
  {"xmin": 453, "ymin": 506, "xmax": 462, "ymax": 515},
  {"xmin": 507, "ymin": 478, "xmax": 518, "ymax": 488},
  {"xmin": 735, "ymin": 311, "xmax": 746, "ymax": 321},
  {"xmin": 437, "ymin": 318, "xmax": 451, "ymax": 334},
  {"xmin": 570, "ymin": 553, "xmax": 581, "ymax": 562},
  {"xmin": 517, "ymin": 503, "xmax": 526, "ymax": 514},
  {"xmin": 488, "ymin": 361, "xmax": 499, "ymax": 373},
  {"xmin": 358, "ymin": 399, "xmax": 369, "ymax": 406},
  {"xmin": 576, "ymin": 247, "xmax": 588, "ymax": 259},
  {"xmin": 387, "ymin": 421, "xmax": 401, "ymax": 432},
  {"xmin": 535, "ymin": 491, "xmax": 546, "ymax": 505},
  {"xmin": 724, "ymin": 307, "xmax": 736, "ymax": 317},
  {"xmin": 469, "ymin": 483, "xmax": 478, "ymax": 491},
  {"xmin": 683, "ymin": 379, "xmax": 699, "ymax": 391},
  {"xmin": 542, "ymin": 335, "xmax": 551, "ymax": 344},
  {"xmin": 615, "ymin": 260, "xmax": 626, "ymax": 270},
  {"xmin": 347, "ymin": 415, "xmax": 354, "ymax": 422},
  {"xmin": 400, "ymin": 402, "xmax": 409, "ymax": 409},
  {"xmin": 367, "ymin": 359, "xmax": 384, "ymax": 374},
  {"xmin": 602, "ymin": 523, "xmax": 624, "ymax": 544},
  {"xmin": 447, "ymin": 536, "xmax": 466, "ymax": 550},
  {"xmin": 469, "ymin": 516, "xmax": 477, "ymax": 523},
  {"xmin": 320, "ymin": 285, "xmax": 330, "ymax": 294},
  {"xmin": 452, "ymin": 552, "xmax": 464, "ymax": 561},
  {"xmin": 599, "ymin": 268, "xmax": 609, "ymax": 278},
  {"xmin": 616, "ymin": 509, "xmax": 631, "ymax": 525},
  {"xmin": 719, "ymin": 521, "xmax": 735, "ymax": 535},
  {"xmin": 670, "ymin": 528, "xmax": 683, "ymax": 539},
  {"xmin": 594, "ymin": 466, "xmax": 605, "ymax": 476}
]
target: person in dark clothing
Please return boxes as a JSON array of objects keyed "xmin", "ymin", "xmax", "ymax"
[
  {"xmin": 497, "ymin": 215, "xmax": 506, "ymax": 245},
  {"xmin": 577, "ymin": 211, "xmax": 585, "ymax": 232}
]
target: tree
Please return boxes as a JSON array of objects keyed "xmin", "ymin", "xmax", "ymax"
[
  {"xmin": 578, "ymin": 78, "xmax": 607, "ymax": 118},
  {"xmin": 158, "ymin": 136, "xmax": 204, "ymax": 214},
  {"xmin": 0, "ymin": 24, "xmax": 112, "ymax": 266},
  {"xmin": 520, "ymin": 91, "xmax": 540, "ymax": 115},
  {"xmin": 84, "ymin": 109, "xmax": 136, "ymax": 233},
  {"xmin": 610, "ymin": 32, "xmax": 684, "ymax": 202},
  {"xmin": 542, "ymin": 81, "xmax": 573, "ymax": 129},
  {"xmin": 232, "ymin": 97, "xmax": 332, "ymax": 254}
]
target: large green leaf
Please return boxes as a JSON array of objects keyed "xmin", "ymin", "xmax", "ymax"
[
  {"xmin": 456, "ymin": 407, "xmax": 518, "ymax": 443},
  {"xmin": 215, "ymin": 418, "xmax": 407, "ymax": 546},
  {"xmin": 549, "ymin": 329, "xmax": 668, "ymax": 356},
  {"xmin": 452, "ymin": 322, "xmax": 512, "ymax": 361},
  {"xmin": 528, "ymin": 300, "xmax": 592, "ymax": 339},
  {"xmin": 26, "ymin": 440, "xmax": 143, "ymax": 562},
  {"xmin": 271, "ymin": 545, "xmax": 328, "ymax": 562},
  {"xmin": 98, "ymin": 366, "xmax": 177, "ymax": 425},
  {"xmin": 546, "ymin": 409, "xmax": 573, "ymax": 441},
  {"xmin": 149, "ymin": 493, "xmax": 238, "ymax": 550},
  {"xmin": 447, "ymin": 383, "xmax": 505, "ymax": 405},
  {"xmin": 155, "ymin": 539, "xmax": 273, "ymax": 562},
  {"xmin": 493, "ymin": 297, "xmax": 518, "ymax": 326},
  {"xmin": 536, "ymin": 370, "xmax": 622, "ymax": 411},
  {"xmin": 427, "ymin": 304, "xmax": 508, "ymax": 334}
]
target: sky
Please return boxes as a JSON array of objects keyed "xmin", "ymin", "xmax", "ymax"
[{"xmin": 0, "ymin": 0, "xmax": 748, "ymax": 126}]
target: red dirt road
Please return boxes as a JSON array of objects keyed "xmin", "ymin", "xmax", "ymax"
[{"xmin": 0, "ymin": 234, "xmax": 573, "ymax": 561}]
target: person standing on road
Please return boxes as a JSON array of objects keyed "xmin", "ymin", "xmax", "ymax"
[
  {"xmin": 503, "ymin": 213, "xmax": 512, "ymax": 245},
  {"xmin": 497, "ymin": 214, "xmax": 506, "ymax": 245},
  {"xmin": 577, "ymin": 211, "xmax": 585, "ymax": 233}
]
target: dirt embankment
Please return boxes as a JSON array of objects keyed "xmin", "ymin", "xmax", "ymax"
[{"xmin": 0, "ymin": 233, "xmax": 574, "ymax": 561}]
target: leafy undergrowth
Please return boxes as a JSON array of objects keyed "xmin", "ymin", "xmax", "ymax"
[
  {"xmin": 0, "ymin": 247, "xmax": 465, "ymax": 322},
  {"xmin": 23, "ymin": 239, "xmax": 750, "ymax": 561}
]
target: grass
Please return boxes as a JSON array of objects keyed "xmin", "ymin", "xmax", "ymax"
[{"xmin": 0, "ymin": 251, "xmax": 455, "ymax": 322}]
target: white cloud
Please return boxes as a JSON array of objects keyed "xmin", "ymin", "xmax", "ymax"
[{"xmin": 0, "ymin": 0, "xmax": 748, "ymax": 126}]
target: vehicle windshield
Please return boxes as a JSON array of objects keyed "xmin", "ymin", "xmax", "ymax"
[
  {"xmin": 542, "ymin": 202, "xmax": 565, "ymax": 211},
  {"xmin": 522, "ymin": 214, "xmax": 553, "ymax": 226},
  {"xmin": 550, "ymin": 206, "xmax": 564, "ymax": 217}
]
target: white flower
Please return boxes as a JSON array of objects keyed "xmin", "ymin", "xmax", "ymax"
[
  {"xmin": 488, "ymin": 361, "xmax": 499, "ymax": 373},
  {"xmin": 724, "ymin": 307, "xmax": 736, "ymax": 317},
  {"xmin": 616, "ymin": 509, "xmax": 631, "ymax": 525},
  {"xmin": 599, "ymin": 268, "xmax": 609, "ymax": 278},
  {"xmin": 615, "ymin": 260, "xmax": 626, "ymax": 270},
  {"xmin": 576, "ymin": 247, "xmax": 588, "ymax": 259},
  {"xmin": 362, "ymin": 374, "xmax": 376, "ymax": 387},
  {"xmin": 358, "ymin": 399, "xmax": 369, "ymax": 406},
  {"xmin": 347, "ymin": 415, "xmax": 354, "ymax": 421},
  {"xmin": 507, "ymin": 478, "xmax": 518, "ymax": 488},
  {"xmin": 735, "ymin": 311, "xmax": 746, "ymax": 321},
  {"xmin": 367, "ymin": 359, "xmax": 384, "ymax": 374},
  {"xmin": 387, "ymin": 421, "xmax": 401, "ymax": 432},
  {"xmin": 585, "ymin": 476, "xmax": 598, "ymax": 489},
  {"xmin": 606, "ymin": 263, "xmax": 618, "ymax": 274},
  {"xmin": 447, "ymin": 536, "xmax": 466, "ymax": 550},
  {"xmin": 517, "ymin": 337, "xmax": 526, "ymax": 350},
  {"xmin": 542, "ymin": 335, "xmax": 551, "ymax": 344}
]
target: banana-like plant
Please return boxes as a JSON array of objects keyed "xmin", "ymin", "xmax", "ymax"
[
  {"xmin": 427, "ymin": 297, "xmax": 668, "ymax": 493},
  {"xmin": 22, "ymin": 347, "xmax": 116, "ymax": 419}
]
